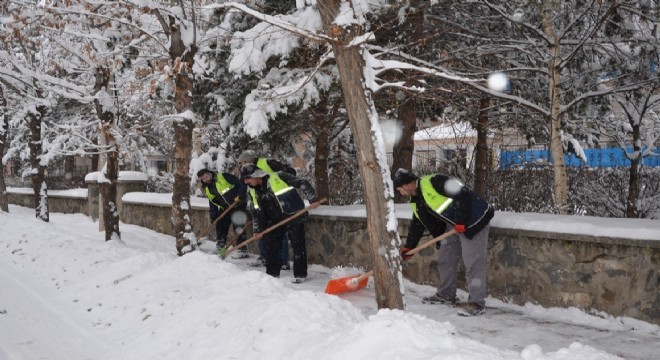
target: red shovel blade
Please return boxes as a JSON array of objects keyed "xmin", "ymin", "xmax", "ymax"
[{"xmin": 324, "ymin": 274, "xmax": 369, "ymax": 295}]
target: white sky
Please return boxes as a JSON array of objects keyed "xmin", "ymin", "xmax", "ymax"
[{"xmin": 1, "ymin": 200, "xmax": 659, "ymax": 360}]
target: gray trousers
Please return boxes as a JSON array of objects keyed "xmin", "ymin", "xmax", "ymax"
[{"xmin": 436, "ymin": 225, "xmax": 489, "ymax": 307}]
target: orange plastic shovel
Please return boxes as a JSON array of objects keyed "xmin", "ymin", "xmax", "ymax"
[
  {"xmin": 324, "ymin": 270, "xmax": 373, "ymax": 295},
  {"xmin": 324, "ymin": 229, "xmax": 458, "ymax": 295}
]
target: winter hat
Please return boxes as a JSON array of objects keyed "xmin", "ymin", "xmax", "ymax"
[
  {"xmin": 393, "ymin": 168, "xmax": 418, "ymax": 188},
  {"xmin": 238, "ymin": 149, "xmax": 258, "ymax": 163},
  {"xmin": 197, "ymin": 168, "xmax": 213, "ymax": 178},
  {"xmin": 240, "ymin": 164, "xmax": 268, "ymax": 179}
]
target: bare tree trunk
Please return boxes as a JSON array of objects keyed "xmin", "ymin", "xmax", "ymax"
[
  {"xmin": 0, "ymin": 85, "xmax": 8, "ymax": 212},
  {"xmin": 392, "ymin": 98, "xmax": 416, "ymax": 203},
  {"xmin": 313, "ymin": 97, "xmax": 342, "ymax": 201},
  {"xmin": 626, "ymin": 123, "xmax": 641, "ymax": 218},
  {"xmin": 94, "ymin": 66, "xmax": 121, "ymax": 241},
  {"xmin": 169, "ymin": 18, "xmax": 197, "ymax": 256},
  {"xmin": 391, "ymin": 1, "xmax": 422, "ymax": 203},
  {"xmin": 473, "ymin": 97, "xmax": 490, "ymax": 197},
  {"xmin": 319, "ymin": 0, "xmax": 404, "ymax": 310},
  {"xmin": 542, "ymin": 3, "xmax": 568, "ymax": 214},
  {"xmin": 28, "ymin": 106, "xmax": 49, "ymax": 222},
  {"xmin": 314, "ymin": 117, "xmax": 331, "ymax": 200}
]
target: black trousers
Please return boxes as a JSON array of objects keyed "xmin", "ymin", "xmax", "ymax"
[
  {"xmin": 264, "ymin": 221, "xmax": 307, "ymax": 278},
  {"xmin": 287, "ymin": 221, "xmax": 307, "ymax": 278},
  {"xmin": 264, "ymin": 227, "xmax": 285, "ymax": 277}
]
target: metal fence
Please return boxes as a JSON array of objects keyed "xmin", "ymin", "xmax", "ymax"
[{"xmin": 499, "ymin": 146, "xmax": 660, "ymax": 169}]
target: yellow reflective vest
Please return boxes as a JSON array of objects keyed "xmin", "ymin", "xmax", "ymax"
[{"xmin": 204, "ymin": 173, "xmax": 234, "ymax": 208}]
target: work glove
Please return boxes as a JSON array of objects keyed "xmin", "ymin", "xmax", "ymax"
[
  {"xmin": 454, "ymin": 224, "xmax": 466, "ymax": 233},
  {"xmin": 400, "ymin": 247, "xmax": 413, "ymax": 261}
]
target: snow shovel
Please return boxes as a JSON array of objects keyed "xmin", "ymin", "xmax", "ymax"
[
  {"xmin": 196, "ymin": 198, "xmax": 240, "ymax": 245},
  {"xmin": 220, "ymin": 198, "xmax": 327, "ymax": 259},
  {"xmin": 324, "ymin": 270, "xmax": 373, "ymax": 295},
  {"xmin": 324, "ymin": 229, "xmax": 458, "ymax": 295}
]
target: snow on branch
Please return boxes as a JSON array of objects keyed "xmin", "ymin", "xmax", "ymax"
[
  {"xmin": 223, "ymin": 5, "xmax": 327, "ymax": 76},
  {"xmin": 160, "ymin": 109, "xmax": 196, "ymax": 123},
  {"xmin": 204, "ymin": 2, "xmax": 334, "ymax": 44},
  {"xmin": 242, "ymin": 68, "xmax": 333, "ymax": 137},
  {"xmin": 1, "ymin": 54, "xmax": 90, "ymax": 102},
  {"xmin": 44, "ymin": 2, "xmax": 168, "ymax": 53}
]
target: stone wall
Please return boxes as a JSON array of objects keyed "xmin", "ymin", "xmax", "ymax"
[
  {"xmin": 486, "ymin": 229, "xmax": 659, "ymax": 323},
  {"xmin": 120, "ymin": 200, "xmax": 208, "ymax": 237},
  {"xmin": 120, "ymin": 198, "xmax": 261, "ymax": 253},
  {"xmin": 7, "ymin": 186, "xmax": 659, "ymax": 325},
  {"xmin": 303, "ymin": 216, "xmax": 659, "ymax": 325},
  {"xmin": 8, "ymin": 190, "xmax": 88, "ymax": 215}
]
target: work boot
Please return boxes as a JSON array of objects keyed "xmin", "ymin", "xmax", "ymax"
[
  {"xmin": 456, "ymin": 303, "xmax": 486, "ymax": 317},
  {"xmin": 422, "ymin": 293, "xmax": 458, "ymax": 305},
  {"xmin": 249, "ymin": 257, "xmax": 266, "ymax": 267}
]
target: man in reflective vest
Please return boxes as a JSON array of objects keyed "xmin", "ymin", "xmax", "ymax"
[
  {"xmin": 240, "ymin": 164, "xmax": 320, "ymax": 282},
  {"xmin": 198, "ymin": 168, "xmax": 249, "ymax": 258},
  {"xmin": 394, "ymin": 168, "xmax": 494, "ymax": 316},
  {"xmin": 238, "ymin": 149, "xmax": 295, "ymax": 269}
]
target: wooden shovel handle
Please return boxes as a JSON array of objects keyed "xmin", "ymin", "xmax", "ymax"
[
  {"xmin": 225, "ymin": 220, "xmax": 252, "ymax": 249},
  {"xmin": 354, "ymin": 270, "xmax": 374, "ymax": 283},
  {"xmin": 199, "ymin": 198, "xmax": 241, "ymax": 239},
  {"xmin": 404, "ymin": 229, "xmax": 458, "ymax": 256},
  {"xmin": 224, "ymin": 198, "xmax": 327, "ymax": 257}
]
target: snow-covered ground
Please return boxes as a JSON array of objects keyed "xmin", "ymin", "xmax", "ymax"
[{"xmin": 1, "ymin": 204, "xmax": 658, "ymax": 360}]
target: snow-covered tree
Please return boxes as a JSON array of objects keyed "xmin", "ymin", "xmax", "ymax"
[
  {"xmin": 42, "ymin": 0, "xmax": 129, "ymax": 240},
  {"xmin": 606, "ymin": 89, "xmax": 660, "ymax": 217},
  {"xmin": 44, "ymin": 0, "xmax": 216, "ymax": 252},
  {"xmin": 0, "ymin": 1, "xmax": 60, "ymax": 221}
]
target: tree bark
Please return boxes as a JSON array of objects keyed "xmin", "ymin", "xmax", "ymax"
[
  {"xmin": 0, "ymin": 85, "xmax": 8, "ymax": 212},
  {"xmin": 312, "ymin": 96, "xmax": 341, "ymax": 201},
  {"xmin": 313, "ymin": 114, "xmax": 331, "ymax": 201},
  {"xmin": 392, "ymin": 98, "xmax": 416, "ymax": 203},
  {"xmin": 169, "ymin": 18, "xmax": 197, "ymax": 256},
  {"xmin": 473, "ymin": 97, "xmax": 490, "ymax": 197},
  {"xmin": 28, "ymin": 105, "xmax": 49, "ymax": 222},
  {"xmin": 318, "ymin": 0, "xmax": 404, "ymax": 310},
  {"xmin": 542, "ymin": 2, "xmax": 569, "ymax": 214},
  {"xmin": 94, "ymin": 66, "xmax": 121, "ymax": 241},
  {"xmin": 626, "ymin": 123, "xmax": 640, "ymax": 218}
]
